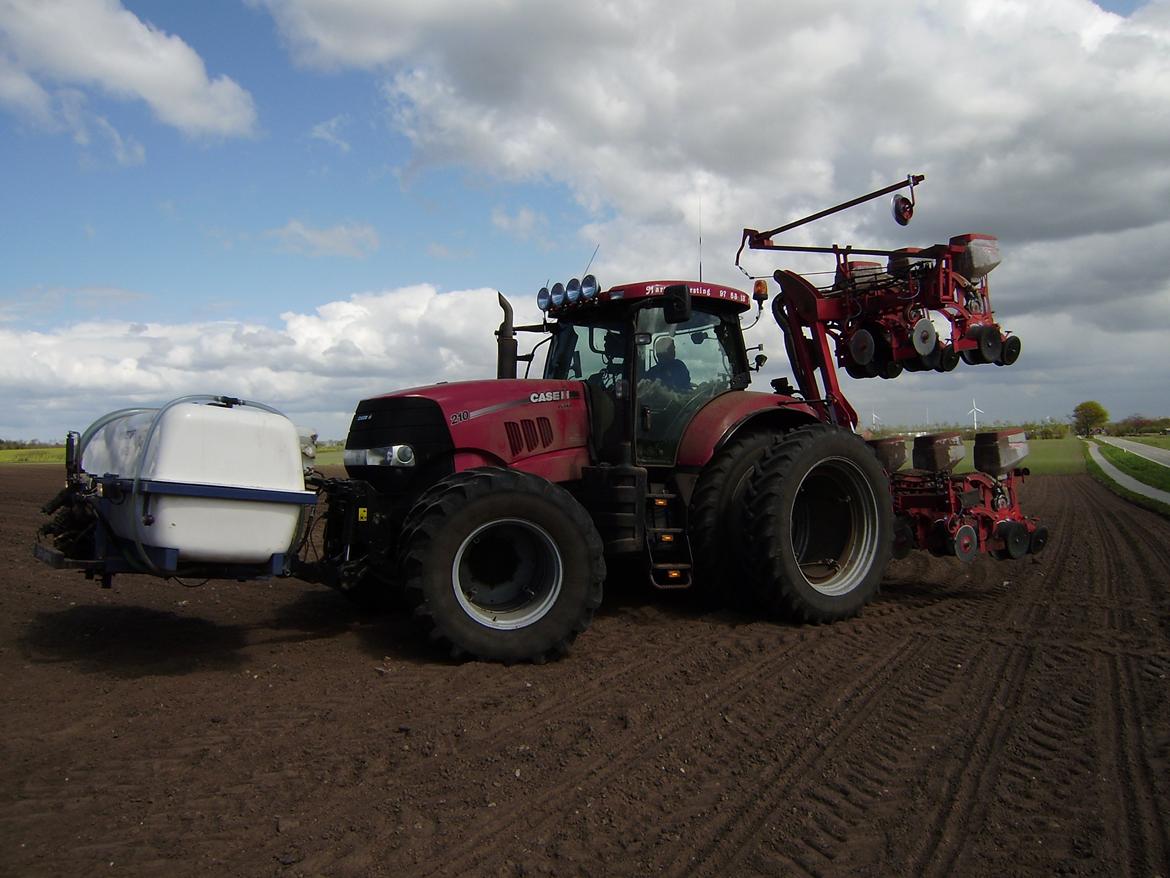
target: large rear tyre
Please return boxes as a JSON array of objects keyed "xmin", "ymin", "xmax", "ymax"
[
  {"xmin": 400, "ymin": 469, "xmax": 604, "ymax": 663},
  {"xmin": 747, "ymin": 425, "xmax": 893, "ymax": 623},
  {"xmin": 689, "ymin": 430, "xmax": 780, "ymax": 608}
]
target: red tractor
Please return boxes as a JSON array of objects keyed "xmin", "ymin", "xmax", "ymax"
[{"xmin": 38, "ymin": 176, "xmax": 1046, "ymax": 664}]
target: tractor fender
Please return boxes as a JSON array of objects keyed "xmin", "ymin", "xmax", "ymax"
[{"xmin": 676, "ymin": 391, "xmax": 820, "ymax": 469}]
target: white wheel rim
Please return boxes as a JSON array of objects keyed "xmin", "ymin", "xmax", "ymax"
[
  {"xmin": 451, "ymin": 518, "xmax": 563, "ymax": 630},
  {"xmin": 789, "ymin": 456, "xmax": 882, "ymax": 596}
]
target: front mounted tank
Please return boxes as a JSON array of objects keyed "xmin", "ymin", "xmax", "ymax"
[{"xmin": 38, "ymin": 396, "xmax": 316, "ymax": 583}]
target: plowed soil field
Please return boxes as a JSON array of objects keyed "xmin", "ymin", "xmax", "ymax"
[{"xmin": 2, "ymin": 465, "xmax": 1168, "ymax": 877}]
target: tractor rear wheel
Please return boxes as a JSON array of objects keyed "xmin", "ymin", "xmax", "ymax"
[
  {"xmin": 400, "ymin": 468, "xmax": 604, "ymax": 663},
  {"xmin": 689, "ymin": 430, "xmax": 780, "ymax": 607},
  {"xmin": 746, "ymin": 425, "xmax": 892, "ymax": 623}
]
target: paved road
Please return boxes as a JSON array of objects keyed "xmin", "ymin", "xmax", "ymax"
[
  {"xmin": 1086, "ymin": 439, "xmax": 1170, "ymax": 505},
  {"xmin": 1098, "ymin": 436, "xmax": 1170, "ymax": 468}
]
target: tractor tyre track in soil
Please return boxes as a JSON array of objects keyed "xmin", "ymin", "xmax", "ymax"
[{"xmin": 1, "ymin": 466, "xmax": 1168, "ymax": 877}]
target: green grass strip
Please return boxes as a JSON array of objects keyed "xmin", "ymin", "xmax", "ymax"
[
  {"xmin": 946, "ymin": 436, "xmax": 1084, "ymax": 475},
  {"xmin": 1128, "ymin": 435, "xmax": 1170, "ymax": 451},
  {"xmin": 0, "ymin": 447, "xmax": 65, "ymax": 464},
  {"xmin": 1097, "ymin": 441, "xmax": 1170, "ymax": 493},
  {"xmin": 1084, "ymin": 442, "xmax": 1170, "ymax": 519},
  {"xmin": 314, "ymin": 448, "xmax": 345, "ymax": 466}
]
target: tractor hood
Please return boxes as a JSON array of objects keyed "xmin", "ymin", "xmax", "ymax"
[
  {"xmin": 347, "ymin": 380, "xmax": 591, "ymax": 490},
  {"xmin": 370, "ymin": 379, "xmax": 588, "ymax": 437}
]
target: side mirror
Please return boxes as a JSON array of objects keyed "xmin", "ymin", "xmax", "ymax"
[
  {"xmin": 663, "ymin": 283, "xmax": 692, "ymax": 324},
  {"xmin": 754, "ymin": 353, "xmax": 768, "ymax": 371}
]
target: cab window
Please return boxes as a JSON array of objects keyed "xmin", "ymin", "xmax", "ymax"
[{"xmin": 544, "ymin": 321, "xmax": 627, "ymax": 385}]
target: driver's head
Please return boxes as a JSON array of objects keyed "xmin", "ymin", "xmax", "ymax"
[{"xmin": 654, "ymin": 336, "xmax": 676, "ymax": 362}]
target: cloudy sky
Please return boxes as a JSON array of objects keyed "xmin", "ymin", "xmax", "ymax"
[{"xmin": 2, "ymin": 0, "xmax": 1167, "ymax": 441}]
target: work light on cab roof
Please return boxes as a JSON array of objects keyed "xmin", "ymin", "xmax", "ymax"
[{"xmin": 537, "ymin": 274, "xmax": 600, "ymax": 312}]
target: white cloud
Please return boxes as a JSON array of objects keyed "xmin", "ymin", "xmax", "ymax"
[
  {"xmin": 5, "ymin": 0, "xmax": 1170, "ymax": 440},
  {"xmin": 0, "ymin": 53, "xmax": 53, "ymax": 123},
  {"xmin": 256, "ymin": 0, "xmax": 1170, "ymax": 255},
  {"xmin": 491, "ymin": 205, "xmax": 546, "ymax": 241},
  {"xmin": 266, "ymin": 220, "xmax": 381, "ymax": 258},
  {"xmin": 427, "ymin": 242, "xmax": 471, "ymax": 260},
  {"xmin": 310, "ymin": 114, "xmax": 351, "ymax": 152},
  {"xmin": 246, "ymin": 0, "xmax": 1170, "ymax": 427},
  {"xmin": 0, "ymin": 0, "xmax": 257, "ymax": 139},
  {"xmin": 0, "ymin": 286, "xmax": 540, "ymax": 441},
  {"xmin": 0, "ymin": 284, "xmax": 151, "ymax": 325}
]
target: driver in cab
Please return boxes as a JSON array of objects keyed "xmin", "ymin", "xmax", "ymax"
[{"xmin": 644, "ymin": 336, "xmax": 690, "ymax": 391}]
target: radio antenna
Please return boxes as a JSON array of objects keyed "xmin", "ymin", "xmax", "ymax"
[
  {"xmin": 582, "ymin": 243, "xmax": 600, "ymax": 278},
  {"xmin": 698, "ymin": 193, "xmax": 703, "ymax": 282}
]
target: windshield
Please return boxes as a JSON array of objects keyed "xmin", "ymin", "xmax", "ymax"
[
  {"xmin": 635, "ymin": 307, "xmax": 742, "ymax": 390},
  {"xmin": 635, "ymin": 306, "xmax": 745, "ymax": 465}
]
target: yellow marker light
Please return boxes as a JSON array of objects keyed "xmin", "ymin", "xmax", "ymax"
[
  {"xmin": 667, "ymin": 569, "xmax": 682, "ymax": 580},
  {"xmin": 654, "ymin": 498, "xmax": 669, "ymax": 507},
  {"xmin": 660, "ymin": 534, "xmax": 675, "ymax": 543}
]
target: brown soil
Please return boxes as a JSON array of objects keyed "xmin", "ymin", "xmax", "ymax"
[{"xmin": 2, "ymin": 465, "xmax": 1168, "ymax": 877}]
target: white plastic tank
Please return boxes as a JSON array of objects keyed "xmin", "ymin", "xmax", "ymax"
[{"xmin": 80, "ymin": 398, "xmax": 314, "ymax": 566}]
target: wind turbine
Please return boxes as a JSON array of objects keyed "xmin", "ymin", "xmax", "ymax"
[
  {"xmin": 969, "ymin": 398, "xmax": 984, "ymax": 431},
  {"xmin": 871, "ymin": 410, "xmax": 882, "ymax": 430}
]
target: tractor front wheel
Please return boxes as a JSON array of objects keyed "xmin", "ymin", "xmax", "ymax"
[
  {"xmin": 747, "ymin": 425, "xmax": 892, "ymax": 623},
  {"xmin": 400, "ymin": 468, "xmax": 604, "ymax": 663}
]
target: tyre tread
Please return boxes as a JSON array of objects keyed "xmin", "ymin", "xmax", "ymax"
[
  {"xmin": 746, "ymin": 425, "xmax": 891, "ymax": 624},
  {"xmin": 400, "ymin": 468, "xmax": 604, "ymax": 663},
  {"xmin": 689, "ymin": 429, "xmax": 782, "ymax": 607}
]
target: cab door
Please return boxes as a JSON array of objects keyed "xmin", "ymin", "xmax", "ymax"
[{"xmin": 545, "ymin": 319, "xmax": 631, "ymax": 464}]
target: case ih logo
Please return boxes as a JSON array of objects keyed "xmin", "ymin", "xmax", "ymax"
[{"xmin": 529, "ymin": 390, "xmax": 576, "ymax": 403}]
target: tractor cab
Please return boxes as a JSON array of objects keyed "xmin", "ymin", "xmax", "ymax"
[{"xmin": 529, "ymin": 279, "xmax": 755, "ymax": 467}]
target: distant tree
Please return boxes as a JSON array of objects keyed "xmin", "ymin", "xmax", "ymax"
[
  {"xmin": 1072, "ymin": 401, "xmax": 1109, "ymax": 436},
  {"xmin": 1113, "ymin": 413, "xmax": 1154, "ymax": 435},
  {"xmin": 1020, "ymin": 419, "xmax": 1068, "ymax": 440}
]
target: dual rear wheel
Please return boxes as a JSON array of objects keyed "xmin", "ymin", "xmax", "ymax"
[{"xmin": 692, "ymin": 424, "xmax": 893, "ymax": 623}]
